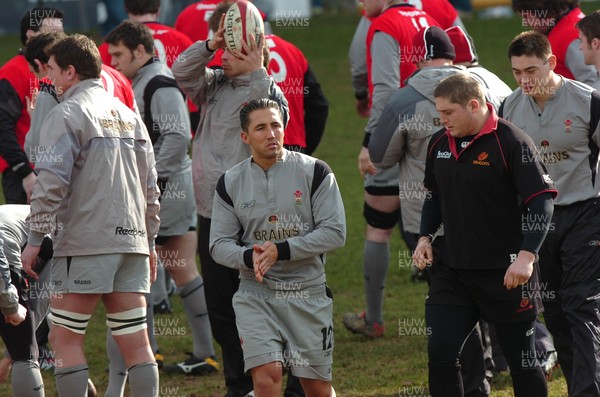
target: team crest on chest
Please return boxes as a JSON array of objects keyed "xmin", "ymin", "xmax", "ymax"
[
  {"xmin": 294, "ymin": 190, "xmax": 303, "ymax": 206},
  {"xmin": 472, "ymin": 152, "xmax": 491, "ymax": 166},
  {"xmin": 564, "ymin": 119, "xmax": 572, "ymax": 133}
]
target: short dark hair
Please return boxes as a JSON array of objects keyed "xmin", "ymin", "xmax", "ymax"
[
  {"xmin": 24, "ymin": 31, "xmax": 65, "ymax": 73},
  {"xmin": 240, "ymin": 99, "xmax": 282, "ymax": 132},
  {"xmin": 508, "ymin": 31, "xmax": 552, "ymax": 61},
  {"xmin": 46, "ymin": 34, "xmax": 102, "ymax": 80},
  {"xmin": 208, "ymin": 1, "xmax": 231, "ymax": 33},
  {"xmin": 125, "ymin": 0, "xmax": 160, "ymax": 15},
  {"xmin": 512, "ymin": 0, "xmax": 579, "ymax": 18},
  {"xmin": 576, "ymin": 11, "xmax": 600, "ymax": 43},
  {"xmin": 434, "ymin": 73, "xmax": 485, "ymax": 107},
  {"xmin": 105, "ymin": 20, "xmax": 154, "ymax": 54},
  {"xmin": 20, "ymin": 7, "xmax": 64, "ymax": 46}
]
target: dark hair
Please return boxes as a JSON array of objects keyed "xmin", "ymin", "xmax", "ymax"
[
  {"xmin": 208, "ymin": 1, "xmax": 232, "ymax": 33},
  {"xmin": 512, "ymin": 0, "xmax": 579, "ymax": 17},
  {"xmin": 125, "ymin": 0, "xmax": 160, "ymax": 15},
  {"xmin": 576, "ymin": 11, "xmax": 600, "ymax": 43},
  {"xmin": 20, "ymin": 7, "xmax": 64, "ymax": 46},
  {"xmin": 240, "ymin": 99, "xmax": 282, "ymax": 132},
  {"xmin": 105, "ymin": 20, "xmax": 154, "ymax": 54},
  {"xmin": 434, "ymin": 73, "xmax": 485, "ymax": 107},
  {"xmin": 508, "ymin": 31, "xmax": 552, "ymax": 61},
  {"xmin": 46, "ymin": 34, "xmax": 102, "ymax": 80},
  {"xmin": 24, "ymin": 31, "xmax": 65, "ymax": 73}
]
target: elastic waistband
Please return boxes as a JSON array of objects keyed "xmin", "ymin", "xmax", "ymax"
[{"xmin": 238, "ymin": 278, "xmax": 327, "ymax": 297}]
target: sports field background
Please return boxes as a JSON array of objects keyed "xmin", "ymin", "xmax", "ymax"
[{"xmin": 2, "ymin": 3, "xmax": 599, "ymax": 395}]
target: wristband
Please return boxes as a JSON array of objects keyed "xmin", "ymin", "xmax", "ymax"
[{"xmin": 205, "ymin": 40, "xmax": 216, "ymax": 52}]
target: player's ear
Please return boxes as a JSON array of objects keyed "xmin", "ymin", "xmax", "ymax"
[
  {"xmin": 241, "ymin": 131, "xmax": 250, "ymax": 144},
  {"xmin": 467, "ymin": 98, "xmax": 480, "ymax": 113},
  {"xmin": 547, "ymin": 54, "xmax": 557, "ymax": 71},
  {"xmin": 134, "ymin": 44, "xmax": 146, "ymax": 58}
]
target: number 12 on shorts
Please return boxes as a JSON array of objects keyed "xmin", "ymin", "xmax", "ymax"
[{"xmin": 321, "ymin": 326, "xmax": 333, "ymax": 350}]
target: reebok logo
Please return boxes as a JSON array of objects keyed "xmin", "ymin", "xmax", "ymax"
[
  {"xmin": 241, "ymin": 200, "xmax": 255, "ymax": 209},
  {"xmin": 115, "ymin": 226, "xmax": 146, "ymax": 237},
  {"xmin": 436, "ymin": 151, "xmax": 451, "ymax": 159}
]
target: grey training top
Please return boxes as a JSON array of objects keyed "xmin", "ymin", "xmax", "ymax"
[
  {"xmin": 0, "ymin": 205, "xmax": 31, "ymax": 315},
  {"xmin": 501, "ymin": 77, "xmax": 600, "ymax": 205},
  {"xmin": 172, "ymin": 41, "xmax": 289, "ymax": 218},
  {"xmin": 133, "ymin": 60, "xmax": 192, "ymax": 179},
  {"xmin": 210, "ymin": 150, "xmax": 346, "ymax": 290}
]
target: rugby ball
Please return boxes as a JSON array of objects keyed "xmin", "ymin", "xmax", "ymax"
[{"xmin": 224, "ymin": 0, "xmax": 265, "ymax": 53}]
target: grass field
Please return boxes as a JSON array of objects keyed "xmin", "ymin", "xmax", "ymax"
[{"xmin": 2, "ymin": 3, "xmax": 600, "ymax": 395}]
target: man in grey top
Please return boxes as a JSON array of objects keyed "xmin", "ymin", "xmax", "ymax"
[
  {"xmin": 210, "ymin": 99, "xmax": 345, "ymax": 397},
  {"xmin": 172, "ymin": 11, "xmax": 288, "ymax": 397},
  {"xmin": 21, "ymin": 34, "xmax": 160, "ymax": 397},
  {"xmin": 106, "ymin": 19, "xmax": 219, "ymax": 379},
  {"xmin": 501, "ymin": 31, "xmax": 600, "ymax": 397},
  {"xmin": 576, "ymin": 11, "xmax": 600, "ymax": 80}
]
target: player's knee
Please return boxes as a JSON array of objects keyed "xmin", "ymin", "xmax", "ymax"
[
  {"xmin": 106, "ymin": 307, "xmax": 147, "ymax": 336},
  {"xmin": 47, "ymin": 308, "xmax": 92, "ymax": 336},
  {"xmin": 366, "ymin": 224, "xmax": 394, "ymax": 242},
  {"xmin": 251, "ymin": 364, "xmax": 282, "ymax": 391},
  {"xmin": 363, "ymin": 202, "xmax": 399, "ymax": 230}
]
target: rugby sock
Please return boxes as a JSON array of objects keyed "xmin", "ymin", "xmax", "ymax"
[
  {"xmin": 105, "ymin": 329, "xmax": 127, "ymax": 397},
  {"xmin": 150, "ymin": 262, "xmax": 168, "ymax": 305},
  {"xmin": 146, "ymin": 293, "xmax": 159, "ymax": 353},
  {"xmin": 128, "ymin": 362, "xmax": 159, "ymax": 397},
  {"xmin": 55, "ymin": 364, "xmax": 89, "ymax": 396},
  {"xmin": 363, "ymin": 240, "xmax": 389, "ymax": 325},
  {"xmin": 180, "ymin": 276, "xmax": 215, "ymax": 359},
  {"xmin": 12, "ymin": 361, "xmax": 44, "ymax": 396}
]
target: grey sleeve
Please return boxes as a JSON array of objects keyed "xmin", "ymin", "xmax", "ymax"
[
  {"xmin": 0, "ymin": 232, "xmax": 19, "ymax": 316},
  {"xmin": 151, "ymin": 87, "xmax": 192, "ymax": 180},
  {"xmin": 283, "ymin": 164, "xmax": 346, "ymax": 260},
  {"xmin": 209, "ymin": 175, "xmax": 248, "ymax": 270},
  {"xmin": 349, "ymin": 16, "xmax": 371, "ymax": 97},
  {"xmin": 365, "ymin": 32, "xmax": 400, "ymax": 137},
  {"xmin": 145, "ymin": 141, "xmax": 161, "ymax": 251},
  {"xmin": 369, "ymin": 98, "xmax": 406, "ymax": 168},
  {"xmin": 26, "ymin": 91, "xmax": 59, "ymax": 165},
  {"xmin": 265, "ymin": 78, "xmax": 290, "ymax": 128},
  {"xmin": 565, "ymin": 40, "xmax": 599, "ymax": 88},
  {"xmin": 28, "ymin": 112, "xmax": 81, "ymax": 246},
  {"xmin": 171, "ymin": 40, "xmax": 219, "ymax": 107}
]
